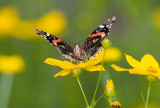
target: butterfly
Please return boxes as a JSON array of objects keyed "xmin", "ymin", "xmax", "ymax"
[{"xmin": 35, "ymin": 16, "xmax": 116, "ymax": 62}]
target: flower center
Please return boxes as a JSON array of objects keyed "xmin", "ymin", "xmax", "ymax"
[{"xmin": 147, "ymin": 66, "xmax": 157, "ymax": 73}]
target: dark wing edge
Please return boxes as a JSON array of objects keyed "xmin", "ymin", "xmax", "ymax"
[
  {"xmin": 82, "ymin": 16, "xmax": 116, "ymax": 59},
  {"xmin": 34, "ymin": 29, "xmax": 77, "ymax": 61}
]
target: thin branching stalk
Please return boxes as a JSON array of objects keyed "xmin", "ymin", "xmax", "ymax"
[
  {"xmin": 90, "ymin": 48, "xmax": 107, "ymax": 107},
  {"xmin": 77, "ymin": 77, "xmax": 89, "ymax": 107}
]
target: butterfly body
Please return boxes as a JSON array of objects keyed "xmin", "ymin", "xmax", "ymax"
[{"xmin": 35, "ymin": 16, "xmax": 116, "ymax": 62}]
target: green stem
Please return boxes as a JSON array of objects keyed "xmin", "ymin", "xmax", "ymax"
[
  {"xmin": 0, "ymin": 74, "xmax": 14, "ymax": 108},
  {"xmin": 145, "ymin": 82, "xmax": 151, "ymax": 108},
  {"xmin": 76, "ymin": 77, "xmax": 89, "ymax": 107},
  {"xmin": 90, "ymin": 48, "xmax": 106, "ymax": 107},
  {"xmin": 102, "ymin": 95, "xmax": 112, "ymax": 107},
  {"xmin": 95, "ymin": 96, "xmax": 103, "ymax": 104},
  {"xmin": 92, "ymin": 95, "xmax": 103, "ymax": 107},
  {"xmin": 108, "ymin": 98, "xmax": 112, "ymax": 108}
]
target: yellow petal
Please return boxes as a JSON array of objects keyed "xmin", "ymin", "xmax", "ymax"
[
  {"xmin": 77, "ymin": 55, "xmax": 103, "ymax": 69},
  {"xmin": 129, "ymin": 68, "xmax": 160, "ymax": 79},
  {"xmin": 77, "ymin": 49, "xmax": 105, "ymax": 69},
  {"xmin": 111, "ymin": 64, "xmax": 129, "ymax": 71},
  {"xmin": 151, "ymin": 73, "xmax": 160, "ymax": 79},
  {"xmin": 154, "ymin": 69, "xmax": 160, "ymax": 79},
  {"xmin": 77, "ymin": 61, "xmax": 93, "ymax": 69},
  {"xmin": 104, "ymin": 47, "xmax": 122, "ymax": 62},
  {"xmin": 140, "ymin": 54, "xmax": 159, "ymax": 69},
  {"xmin": 124, "ymin": 53, "xmax": 141, "ymax": 68},
  {"xmin": 129, "ymin": 68, "xmax": 148, "ymax": 75},
  {"xmin": 111, "ymin": 101, "xmax": 121, "ymax": 108},
  {"xmin": 54, "ymin": 70, "xmax": 71, "ymax": 77},
  {"xmin": 84, "ymin": 65, "xmax": 105, "ymax": 72},
  {"xmin": 44, "ymin": 58, "xmax": 76, "ymax": 70},
  {"xmin": 90, "ymin": 50, "xmax": 104, "ymax": 64}
]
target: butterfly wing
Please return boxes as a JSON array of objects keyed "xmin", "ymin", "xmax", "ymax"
[
  {"xmin": 82, "ymin": 16, "xmax": 116, "ymax": 60},
  {"xmin": 35, "ymin": 29, "xmax": 77, "ymax": 61}
]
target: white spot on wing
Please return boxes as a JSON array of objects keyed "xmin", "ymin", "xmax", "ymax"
[
  {"xmin": 46, "ymin": 33, "xmax": 50, "ymax": 36},
  {"xmin": 112, "ymin": 16, "xmax": 116, "ymax": 21},
  {"xmin": 99, "ymin": 25, "xmax": 104, "ymax": 28},
  {"xmin": 93, "ymin": 38, "xmax": 98, "ymax": 43}
]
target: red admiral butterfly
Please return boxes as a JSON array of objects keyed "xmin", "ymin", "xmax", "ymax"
[{"xmin": 35, "ymin": 16, "xmax": 116, "ymax": 62}]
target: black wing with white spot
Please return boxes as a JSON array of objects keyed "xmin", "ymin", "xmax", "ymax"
[
  {"xmin": 82, "ymin": 16, "xmax": 116, "ymax": 59},
  {"xmin": 34, "ymin": 29, "xmax": 77, "ymax": 61}
]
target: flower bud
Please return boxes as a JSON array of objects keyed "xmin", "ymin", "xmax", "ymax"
[
  {"xmin": 101, "ymin": 39, "xmax": 111, "ymax": 49},
  {"xmin": 105, "ymin": 80, "xmax": 115, "ymax": 98},
  {"xmin": 111, "ymin": 101, "xmax": 121, "ymax": 108}
]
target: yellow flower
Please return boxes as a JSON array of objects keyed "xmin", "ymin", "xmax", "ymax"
[
  {"xmin": 111, "ymin": 54, "xmax": 160, "ymax": 79},
  {"xmin": 110, "ymin": 101, "xmax": 121, "ymax": 108},
  {"xmin": 12, "ymin": 10, "xmax": 67, "ymax": 40},
  {"xmin": 12, "ymin": 20, "xmax": 37, "ymax": 40},
  {"xmin": 45, "ymin": 51, "xmax": 105, "ymax": 77},
  {"xmin": 104, "ymin": 47, "xmax": 122, "ymax": 62},
  {"xmin": 0, "ymin": 7, "xmax": 20, "ymax": 36},
  {"xmin": 36, "ymin": 10, "xmax": 67, "ymax": 36},
  {"xmin": 12, "ymin": 20, "xmax": 44, "ymax": 40},
  {"xmin": 105, "ymin": 80, "xmax": 115, "ymax": 98},
  {"xmin": 0, "ymin": 55, "xmax": 25, "ymax": 74}
]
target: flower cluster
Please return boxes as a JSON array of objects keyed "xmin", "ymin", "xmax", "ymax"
[
  {"xmin": 0, "ymin": 7, "xmax": 67, "ymax": 40},
  {"xmin": 0, "ymin": 54, "xmax": 25, "ymax": 74}
]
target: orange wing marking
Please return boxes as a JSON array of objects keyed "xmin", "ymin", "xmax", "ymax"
[
  {"xmin": 52, "ymin": 39, "xmax": 63, "ymax": 45},
  {"xmin": 88, "ymin": 32, "xmax": 105, "ymax": 40}
]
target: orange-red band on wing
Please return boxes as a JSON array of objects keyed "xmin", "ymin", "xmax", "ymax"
[
  {"xmin": 52, "ymin": 39, "xmax": 63, "ymax": 45},
  {"xmin": 88, "ymin": 32, "xmax": 105, "ymax": 40}
]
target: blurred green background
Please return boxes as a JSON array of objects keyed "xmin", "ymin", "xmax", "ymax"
[{"xmin": 0, "ymin": 0, "xmax": 160, "ymax": 108}]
